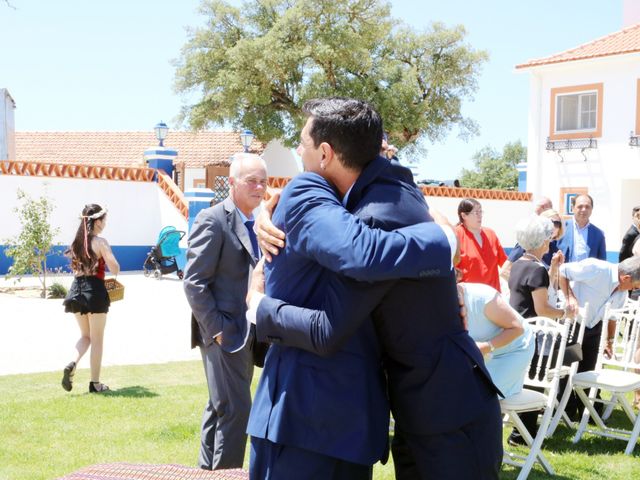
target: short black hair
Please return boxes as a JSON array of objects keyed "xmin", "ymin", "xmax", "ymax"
[
  {"xmin": 575, "ymin": 193, "xmax": 594, "ymax": 208},
  {"xmin": 302, "ymin": 97, "xmax": 383, "ymax": 171}
]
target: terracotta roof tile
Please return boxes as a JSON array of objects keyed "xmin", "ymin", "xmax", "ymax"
[
  {"xmin": 516, "ymin": 22, "xmax": 640, "ymax": 69},
  {"xmin": 15, "ymin": 131, "xmax": 264, "ymax": 168}
]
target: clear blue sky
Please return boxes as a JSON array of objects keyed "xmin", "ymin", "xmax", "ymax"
[{"xmin": 0, "ymin": 0, "xmax": 622, "ymax": 180}]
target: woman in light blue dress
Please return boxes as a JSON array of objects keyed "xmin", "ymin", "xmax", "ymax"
[{"xmin": 461, "ymin": 282, "xmax": 535, "ymax": 398}]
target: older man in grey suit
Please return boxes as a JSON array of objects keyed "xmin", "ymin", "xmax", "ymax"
[{"xmin": 184, "ymin": 153, "xmax": 267, "ymax": 470}]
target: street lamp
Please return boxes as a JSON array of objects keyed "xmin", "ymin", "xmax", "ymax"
[
  {"xmin": 154, "ymin": 121, "xmax": 169, "ymax": 147},
  {"xmin": 239, "ymin": 129, "xmax": 254, "ymax": 152}
]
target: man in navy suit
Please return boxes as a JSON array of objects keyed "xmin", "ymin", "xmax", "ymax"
[
  {"xmin": 247, "ymin": 98, "xmax": 502, "ymax": 479},
  {"xmin": 557, "ymin": 194, "xmax": 607, "ymax": 262}
]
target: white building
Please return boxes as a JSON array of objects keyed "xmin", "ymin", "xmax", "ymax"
[
  {"xmin": 517, "ymin": 4, "xmax": 640, "ymax": 261},
  {"xmin": 0, "ymin": 89, "xmax": 16, "ymax": 161}
]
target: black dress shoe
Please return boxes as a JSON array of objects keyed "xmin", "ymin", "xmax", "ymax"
[
  {"xmin": 61, "ymin": 361, "xmax": 76, "ymax": 392},
  {"xmin": 89, "ymin": 381, "xmax": 110, "ymax": 393},
  {"xmin": 507, "ymin": 431, "xmax": 527, "ymax": 447}
]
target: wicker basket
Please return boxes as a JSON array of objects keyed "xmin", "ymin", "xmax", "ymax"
[{"xmin": 104, "ymin": 278, "xmax": 125, "ymax": 302}]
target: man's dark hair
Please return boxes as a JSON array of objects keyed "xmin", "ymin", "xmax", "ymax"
[
  {"xmin": 302, "ymin": 97, "xmax": 383, "ymax": 171},
  {"xmin": 575, "ymin": 193, "xmax": 594, "ymax": 208}
]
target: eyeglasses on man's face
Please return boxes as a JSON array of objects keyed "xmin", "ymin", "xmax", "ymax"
[{"xmin": 241, "ymin": 176, "xmax": 268, "ymax": 188}]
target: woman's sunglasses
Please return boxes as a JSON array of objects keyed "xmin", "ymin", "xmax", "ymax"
[{"xmin": 552, "ymin": 220, "xmax": 562, "ymax": 228}]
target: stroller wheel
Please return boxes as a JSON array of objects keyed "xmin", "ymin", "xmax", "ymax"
[
  {"xmin": 178, "ymin": 270, "xmax": 184, "ymax": 280},
  {"xmin": 143, "ymin": 269, "xmax": 151, "ymax": 278},
  {"xmin": 154, "ymin": 269, "xmax": 162, "ymax": 280}
]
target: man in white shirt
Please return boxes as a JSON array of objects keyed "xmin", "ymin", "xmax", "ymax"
[{"xmin": 559, "ymin": 256, "xmax": 640, "ymax": 419}]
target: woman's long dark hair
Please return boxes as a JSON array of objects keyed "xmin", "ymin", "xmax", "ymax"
[
  {"xmin": 68, "ymin": 204, "xmax": 106, "ymax": 274},
  {"xmin": 457, "ymin": 198, "xmax": 481, "ymax": 225}
]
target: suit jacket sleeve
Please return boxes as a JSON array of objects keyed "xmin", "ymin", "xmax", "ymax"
[
  {"xmin": 595, "ymin": 226, "xmax": 607, "ymax": 260},
  {"xmin": 183, "ymin": 209, "xmax": 227, "ymax": 345},
  {"xmin": 257, "ymin": 275, "xmax": 392, "ymax": 356},
  {"xmin": 632, "ymin": 235, "xmax": 640, "ymax": 257},
  {"xmin": 283, "ymin": 174, "xmax": 452, "ymax": 281}
]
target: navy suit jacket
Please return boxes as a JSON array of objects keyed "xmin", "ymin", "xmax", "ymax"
[
  {"xmin": 619, "ymin": 224, "xmax": 639, "ymax": 262},
  {"xmin": 255, "ymin": 173, "xmax": 499, "ymax": 442},
  {"xmin": 557, "ymin": 219, "xmax": 606, "ymax": 262},
  {"xmin": 247, "ymin": 157, "xmax": 453, "ymax": 465}
]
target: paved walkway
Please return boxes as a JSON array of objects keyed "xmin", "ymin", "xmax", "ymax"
[{"xmin": 0, "ymin": 272, "xmax": 200, "ymax": 376}]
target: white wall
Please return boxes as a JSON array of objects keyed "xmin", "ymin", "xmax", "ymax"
[
  {"xmin": 184, "ymin": 167, "xmax": 206, "ymax": 189},
  {"xmin": 262, "ymin": 139, "xmax": 301, "ymax": 177},
  {"xmin": 526, "ymin": 54, "xmax": 640, "ymax": 253},
  {"xmin": 0, "ymin": 175, "xmax": 187, "ymax": 250},
  {"xmin": 425, "ymin": 196, "xmax": 534, "ymax": 249},
  {"xmin": 0, "ymin": 89, "xmax": 16, "ymax": 161}
]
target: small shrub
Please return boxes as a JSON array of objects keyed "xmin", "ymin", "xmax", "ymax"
[{"xmin": 47, "ymin": 282, "xmax": 67, "ymax": 299}]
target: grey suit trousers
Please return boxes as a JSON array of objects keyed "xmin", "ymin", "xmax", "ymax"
[{"xmin": 199, "ymin": 334, "xmax": 254, "ymax": 470}]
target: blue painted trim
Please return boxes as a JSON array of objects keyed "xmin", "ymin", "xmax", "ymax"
[
  {"xmin": 188, "ymin": 201, "xmax": 212, "ymax": 232},
  {"xmin": 0, "ymin": 245, "xmax": 158, "ymax": 275},
  {"xmin": 185, "ymin": 191, "xmax": 215, "ymax": 198},
  {"xmin": 518, "ymin": 171, "xmax": 527, "ymax": 192},
  {"xmin": 144, "ymin": 149, "xmax": 178, "ymax": 156},
  {"xmin": 606, "ymin": 251, "xmax": 619, "ymax": 264},
  {"xmin": 146, "ymin": 159, "xmax": 174, "ymax": 178}
]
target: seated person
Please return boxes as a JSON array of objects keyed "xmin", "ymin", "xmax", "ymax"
[
  {"xmin": 501, "ymin": 208, "xmax": 565, "ymax": 282},
  {"xmin": 459, "ymin": 281, "xmax": 534, "ymax": 398}
]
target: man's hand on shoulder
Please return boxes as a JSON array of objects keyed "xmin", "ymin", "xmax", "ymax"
[
  {"xmin": 257, "ymin": 191, "xmax": 285, "ymax": 262},
  {"xmin": 430, "ymin": 209, "xmax": 460, "ymax": 266},
  {"xmin": 247, "ymin": 258, "xmax": 265, "ymax": 305},
  {"xmin": 246, "ymin": 258, "xmax": 266, "ymax": 326},
  {"xmin": 456, "ymin": 284, "xmax": 468, "ymax": 330}
]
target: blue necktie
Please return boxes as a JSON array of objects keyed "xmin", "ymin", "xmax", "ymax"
[{"xmin": 245, "ymin": 220, "xmax": 259, "ymax": 259}]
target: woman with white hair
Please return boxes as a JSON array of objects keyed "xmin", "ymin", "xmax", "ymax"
[
  {"xmin": 508, "ymin": 215, "xmax": 569, "ymax": 319},
  {"xmin": 500, "ymin": 208, "xmax": 565, "ymax": 282},
  {"xmin": 507, "ymin": 215, "xmax": 573, "ymax": 444}
]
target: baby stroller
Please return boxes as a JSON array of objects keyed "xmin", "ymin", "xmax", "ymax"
[{"xmin": 143, "ymin": 226, "xmax": 186, "ymax": 279}]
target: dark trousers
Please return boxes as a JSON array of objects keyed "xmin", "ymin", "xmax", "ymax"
[
  {"xmin": 563, "ymin": 321, "xmax": 603, "ymax": 420},
  {"xmin": 391, "ymin": 396, "xmax": 502, "ymax": 480},
  {"xmin": 249, "ymin": 437, "xmax": 372, "ymax": 480}
]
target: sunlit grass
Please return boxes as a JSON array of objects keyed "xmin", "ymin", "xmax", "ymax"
[{"xmin": 0, "ymin": 361, "xmax": 637, "ymax": 479}]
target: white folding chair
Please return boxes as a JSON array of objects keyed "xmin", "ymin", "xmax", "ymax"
[
  {"xmin": 501, "ymin": 317, "xmax": 570, "ymax": 480},
  {"xmin": 546, "ymin": 304, "xmax": 588, "ymax": 437},
  {"xmin": 572, "ymin": 300, "xmax": 640, "ymax": 455}
]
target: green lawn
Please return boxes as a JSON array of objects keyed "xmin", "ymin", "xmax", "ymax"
[{"xmin": 0, "ymin": 361, "xmax": 637, "ymax": 479}]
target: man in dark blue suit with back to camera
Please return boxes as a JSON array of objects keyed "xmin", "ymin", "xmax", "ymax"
[{"xmin": 247, "ymin": 97, "xmax": 502, "ymax": 479}]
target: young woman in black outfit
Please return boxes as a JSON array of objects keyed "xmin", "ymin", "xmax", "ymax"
[{"xmin": 62, "ymin": 204, "xmax": 119, "ymax": 393}]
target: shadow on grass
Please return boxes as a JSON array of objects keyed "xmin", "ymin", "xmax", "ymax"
[
  {"xmin": 98, "ymin": 385, "xmax": 159, "ymax": 398},
  {"xmin": 540, "ymin": 412, "xmax": 640, "ymax": 457}
]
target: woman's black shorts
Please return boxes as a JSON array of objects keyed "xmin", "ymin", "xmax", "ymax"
[{"xmin": 63, "ymin": 276, "xmax": 110, "ymax": 314}]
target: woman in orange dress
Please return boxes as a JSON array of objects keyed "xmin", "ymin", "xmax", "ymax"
[{"xmin": 455, "ymin": 198, "xmax": 507, "ymax": 292}]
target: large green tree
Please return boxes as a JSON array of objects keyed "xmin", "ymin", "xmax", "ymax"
[
  {"xmin": 175, "ymin": 0, "xmax": 487, "ymax": 148},
  {"xmin": 459, "ymin": 141, "xmax": 525, "ymax": 190}
]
